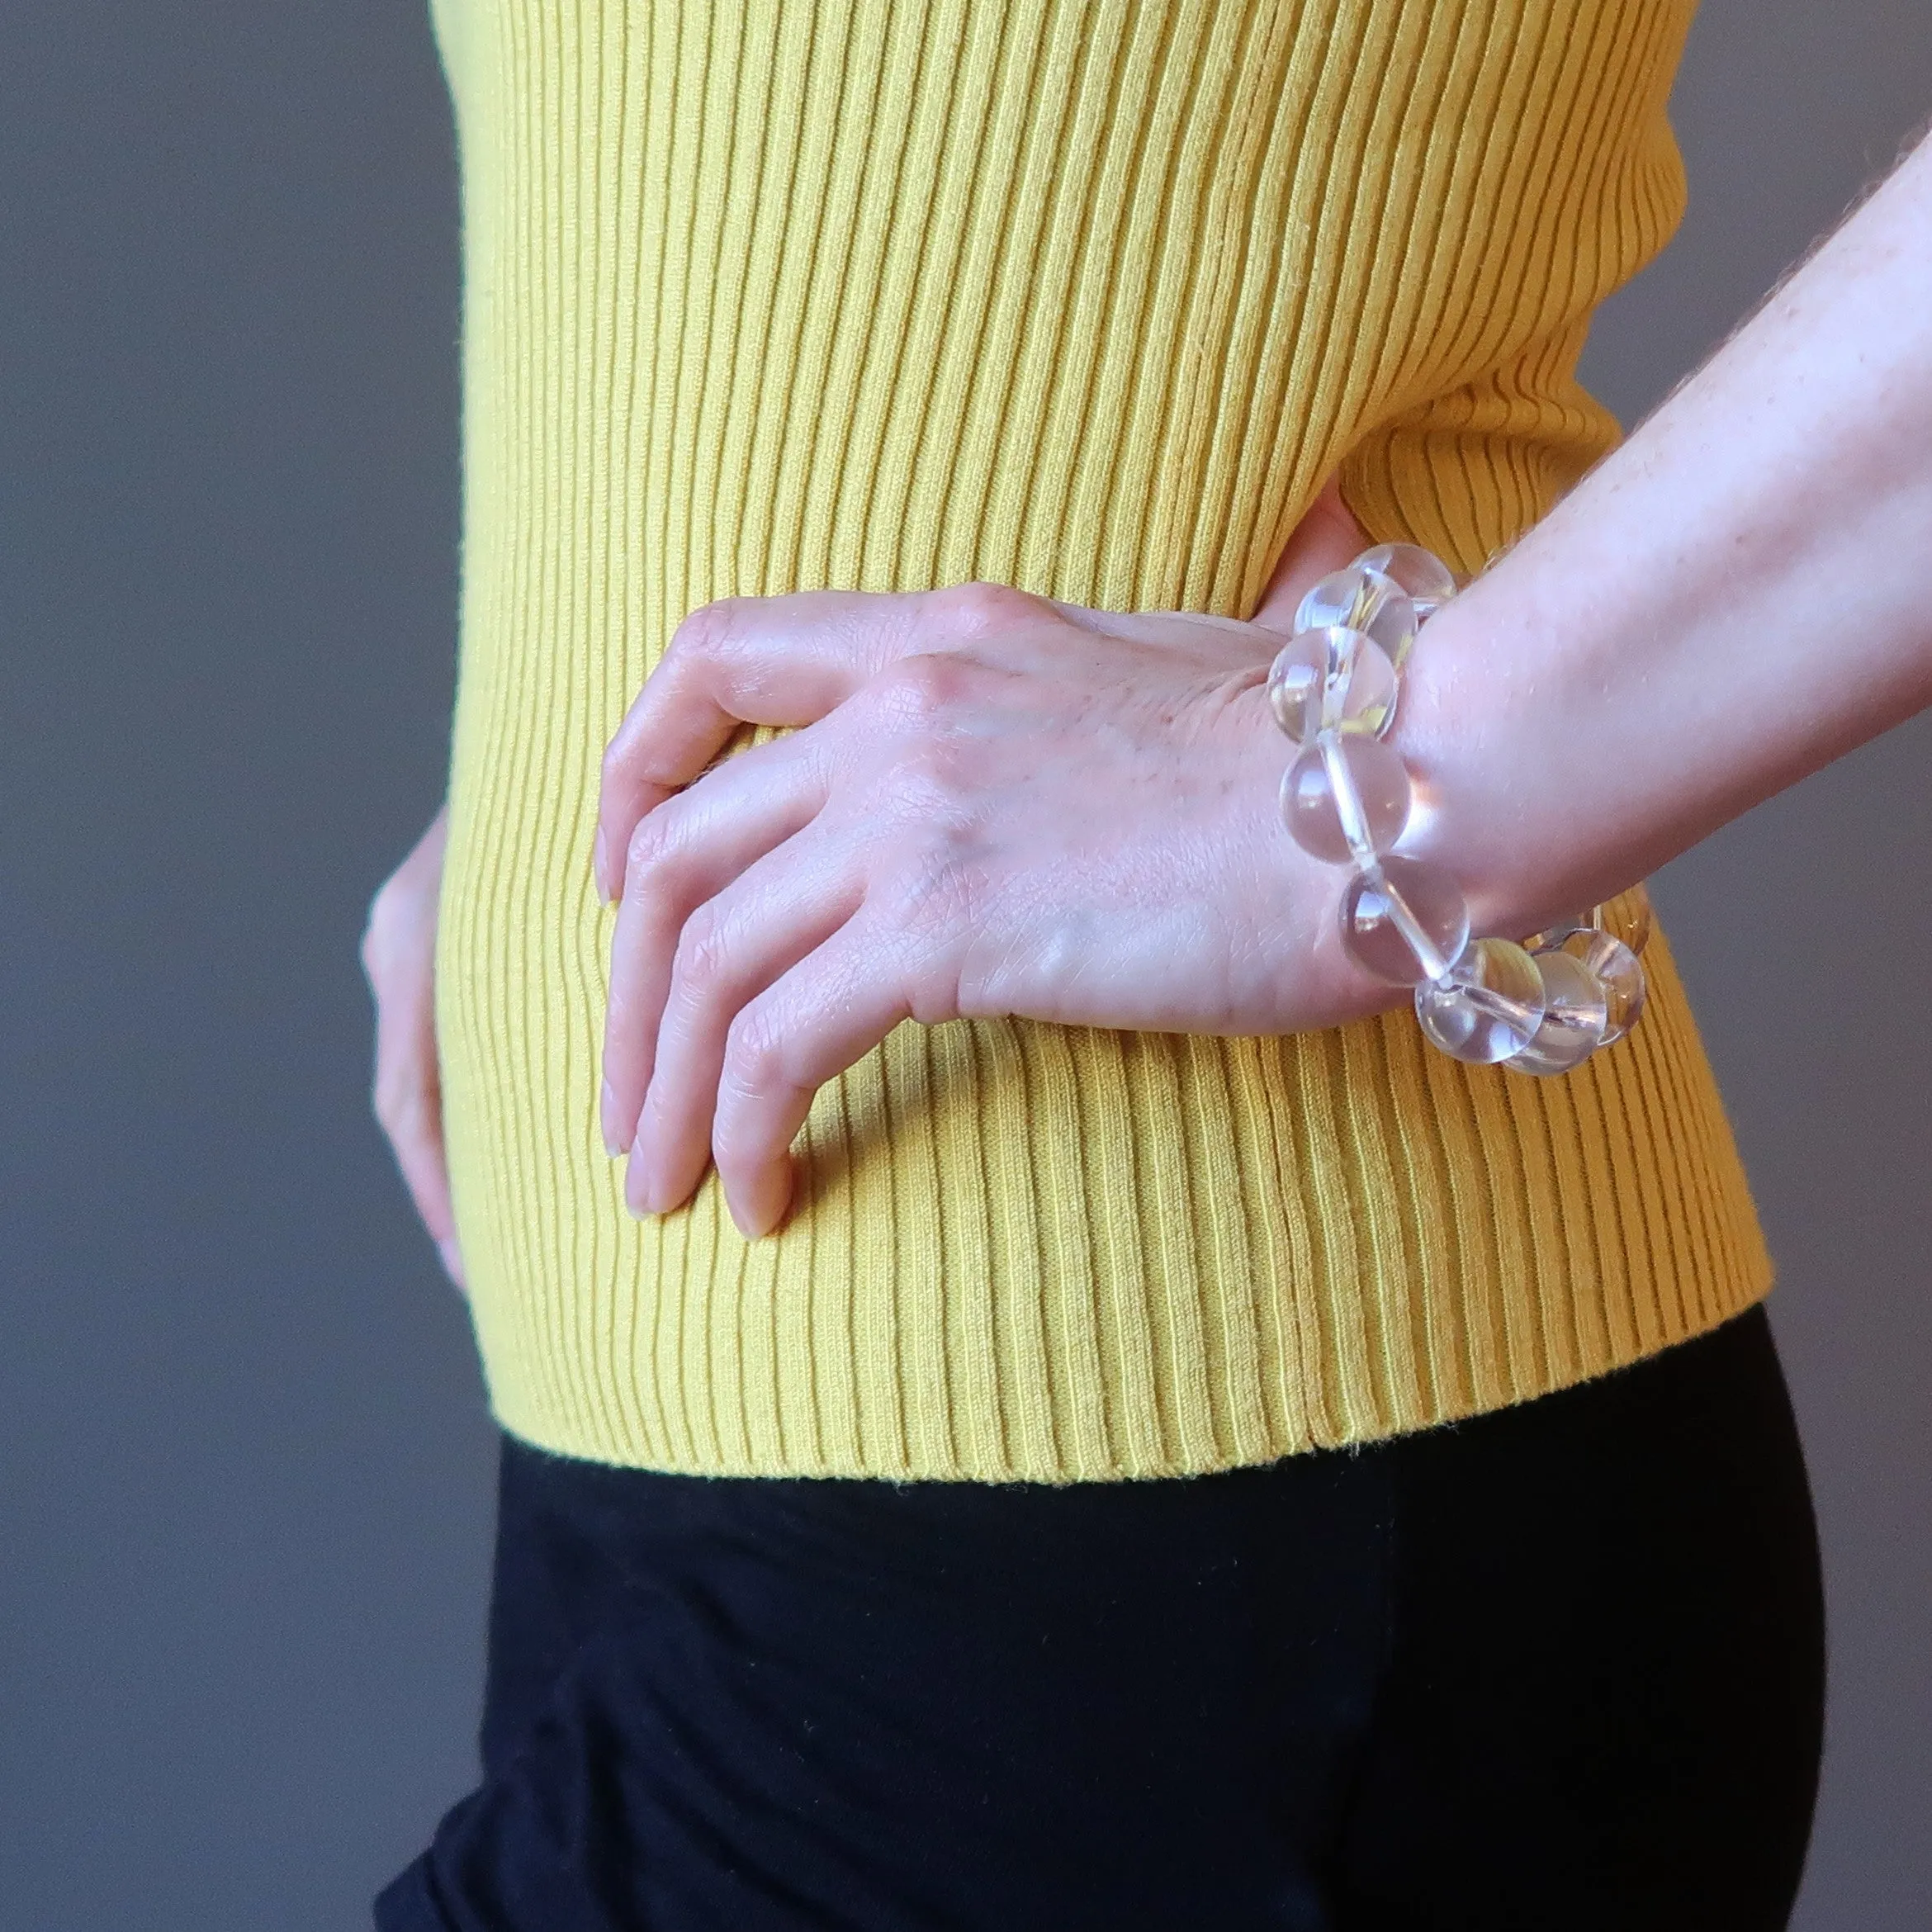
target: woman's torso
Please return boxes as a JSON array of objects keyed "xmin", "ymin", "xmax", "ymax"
[{"xmin": 429, "ymin": 0, "xmax": 1772, "ymax": 1479}]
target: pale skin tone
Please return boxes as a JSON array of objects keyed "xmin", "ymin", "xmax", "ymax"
[{"xmin": 365, "ymin": 124, "xmax": 1932, "ymax": 1272}]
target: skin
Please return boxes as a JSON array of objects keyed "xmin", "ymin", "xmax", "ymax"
[
  {"xmin": 360, "ymin": 798, "xmax": 465, "ymax": 1290},
  {"xmin": 366, "ymin": 124, "xmax": 1932, "ymax": 1267}
]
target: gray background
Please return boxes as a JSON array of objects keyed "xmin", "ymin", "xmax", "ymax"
[{"xmin": 2, "ymin": 1, "xmax": 1927, "ymax": 1925}]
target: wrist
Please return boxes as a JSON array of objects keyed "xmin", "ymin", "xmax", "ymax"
[
  {"xmin": 1386, "ymin": 561, "xmax": 1662, "ymax": 945},
  {"xmin": 1221, "ymin": 671, "xmax": 1413, "ymax": 1026},
  {"xmin": 1237, "ymin": 542, "xmax": 1658, "ymax": 1069}
]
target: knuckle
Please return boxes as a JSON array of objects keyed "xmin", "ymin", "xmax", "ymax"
[
  {"xmin": 928, "ymin": 579, "xmax": 1040, "ymax": 637},
  {"xmin": 875, "ymin": 649, "xmax": 973, "ymax": 728},
  {"xmin": 671, "ymin": 904, "xmax": 732, "ymax": 992},
  {"xmin": 359, "ymin": 917, "xmax": 395, "ymax": 987},
  {"xmin": 669, "ymin": 595, "xmax": 752, "ymax": 669},
  {"xmin": 361, "ymin": 865, "xmax": 433, "ymax": 984},
  {"xmin": 719, "ymin": 1012, "xmax": 787, "ymax": 1112},
  {"xmin": 623, "ymin": 806, "xmax": 682, "ymax": 884}
]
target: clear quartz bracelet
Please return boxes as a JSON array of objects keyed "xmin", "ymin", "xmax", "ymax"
[{"xmin": 1267, "ymin": 542, "xmax": 1650, "ymax": 1075}]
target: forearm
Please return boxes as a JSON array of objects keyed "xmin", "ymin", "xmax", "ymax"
[{"xmin": 1398, "ymin": 122, "xmax": 1932, "ymax": 939}]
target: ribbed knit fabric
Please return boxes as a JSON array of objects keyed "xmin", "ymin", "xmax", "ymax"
[{"xmin": 428, "ymin": 0, "xmax": 1774, "ymax": 1480}]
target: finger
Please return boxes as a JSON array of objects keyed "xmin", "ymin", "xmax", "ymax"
[
  {"xmin": 393, "ymin": 1087, "xmax": 466, "ymax": 1293},
  {"xmin": 1251, "ymin": 471, "xmax": 1372, "ymax": 635},
  {"xmin": 369, "ymin": 949, "xmax": 464, "ymax": 1290},
  {"xmin": 625, "ymin": 824, "xmax": 865, "ymax": 1220},
  {"xmin": 708, "ymin": 915, "xmax": 926, "ymax": 1238},
  {"xmin": 594, "ymin": 589, "xmax": 931, "ymax": 902},
  {"xmin": 594, "ymin": 582, "xmax": 1059, "ymax": 902},
  {"xmin": 600, "ymin": 732, "xmax": 831, "ymax": 1156}
]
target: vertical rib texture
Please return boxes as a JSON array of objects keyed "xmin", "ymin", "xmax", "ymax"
[{"xmin": 429, "ymin": 0, "xmax": 1773, "ymax": 1479}]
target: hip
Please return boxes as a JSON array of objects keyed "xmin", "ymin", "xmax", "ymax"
[{"xmin": 378, "ymin": 1302, "xmax": 1824, "ymax": 1930}]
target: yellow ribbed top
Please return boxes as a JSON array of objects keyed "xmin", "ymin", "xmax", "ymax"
[{"xmin": 429, "ymin": 0, "xmax": 1773, "ymax": 1480}]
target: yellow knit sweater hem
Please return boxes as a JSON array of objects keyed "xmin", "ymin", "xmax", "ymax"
[{"xmin": 462, "ymin": 924, "xmax": 1776, "ymax": 1485}]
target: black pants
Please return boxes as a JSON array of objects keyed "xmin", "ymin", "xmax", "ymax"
[{"xmin": 376, "ymin": 1305, "xmax": 1825, "ymax": 1930}]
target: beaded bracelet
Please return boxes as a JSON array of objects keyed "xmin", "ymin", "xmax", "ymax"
[{"xmin": 1267, "ymin": 542, "xmax": 1650, "ymax": 1075}]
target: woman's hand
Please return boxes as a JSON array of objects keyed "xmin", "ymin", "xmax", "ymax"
[
  {"xmin": 594, "ymin": 486, "xmax": 1387, "ymax": 1238},
  {"xmin": 361, "ymin": 802, "xmax": 466, "ymax": 1291}
]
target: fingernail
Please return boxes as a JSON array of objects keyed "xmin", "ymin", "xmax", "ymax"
[
  {"xmin": 599, "ymin": 1077, "xmax": 623, "ymax": 1157},
  {"xmin": 625, "ymin": 1149, "xmax": 659, "ymax": 1218},
  {"xmin": 593, "ymin": 826, "xmax": 609, "ymax": 902},
  {"xmin": 438, "ymin": 1237, "xmax": 467, "ymax": 1293}
]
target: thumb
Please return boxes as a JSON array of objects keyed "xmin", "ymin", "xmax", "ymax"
[{"xmin": 1250, "ymin": 473, "xmax": 1371, "ymax": 637}]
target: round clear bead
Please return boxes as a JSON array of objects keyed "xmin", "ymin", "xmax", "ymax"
[
  {"xmin": 1505, "ymin": 948, "xmax": 1610, "ymax": 1076},
  {"xmin": 1355, "ymin": 542, "xmax": 1457, "ymax": 621},
  {"xmin": 1358, "ymin": 587, "xmax": 1419, "ymax": 678},
  {"xmin": 1557, "ymin": 927, "xmax": 1647, "ymax": 1044},
  {"xmin": 1593, "ymin": 882, "xmax": 1654, "ymax": 958},
  {"xmin": 1339, "ymin": 855, "xmax": 1470, "ymax": 986},
  {"xmin": 1267, "ymin": 626, "xmax": 1397, "ymax": 742},
  {"xmin": 1266, "ymin": 634, "xmax": 1325, "ymax": 741},
  {"xmin": 1414, "ymin": 936, "xmax": 1547, "ymax": 1063},
  {"xmin": 1282, "ymin": 731, "xmax": 1411, "ymax": 864},
  {"xmin": 1295, "ymin": 563, "xmax": 1395, "ymax": 637}
]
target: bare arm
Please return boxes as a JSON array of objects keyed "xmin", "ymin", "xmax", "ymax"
[{"xmin": 1397, "ymin": 124, "xmax": 1932, "ymax": 940}]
